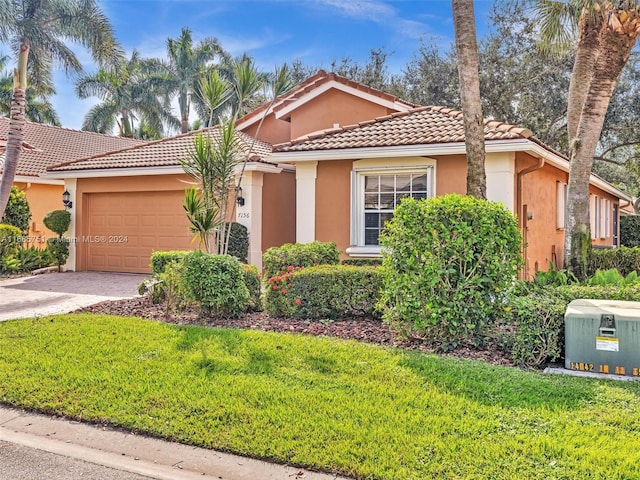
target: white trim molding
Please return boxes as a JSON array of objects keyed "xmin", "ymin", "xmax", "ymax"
[
  {"xmin": 14, "ymin": 175, "xmax": 65, "ymax": 185},
  {"xmin": 295, "ymin": 161, "xmax": 318, "ymax": 243}
]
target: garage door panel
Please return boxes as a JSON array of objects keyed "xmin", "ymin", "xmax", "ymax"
[{"xmin": 86, "ymin": 191, "xmax": 193, "ymax": 273}]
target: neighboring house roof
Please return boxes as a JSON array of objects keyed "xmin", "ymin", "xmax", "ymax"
[
  {"xmin": 235, "ymin": 70, "xmax": 416, "ymax": 131},
  {"xmin": 47, "ymin": 126, "xmax": 273, "ymax": 173},
  {"xmin": 273, "ymin": 106, "xmax": 533, "ymax": 152},
  {"xmin": 0, "ymin": 118, "xmax": 145, "ymax": 177}
]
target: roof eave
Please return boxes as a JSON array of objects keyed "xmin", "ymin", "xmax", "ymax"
[{"xmin": 270, "ymin": 139, "xmax": 631, "ymax": 201}]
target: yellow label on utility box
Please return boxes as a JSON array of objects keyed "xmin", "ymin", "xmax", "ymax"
[{"xmin": 596, "ymin": 336, "xmax": 619, "ymax": 352}]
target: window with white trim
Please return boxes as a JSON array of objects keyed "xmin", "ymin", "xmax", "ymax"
[{"xmin": 354, "ymin": 167, "xmax": 433, "ymax": 247}]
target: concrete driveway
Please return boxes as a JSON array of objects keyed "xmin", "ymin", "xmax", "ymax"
[{"xmin": 0, "ymin": 272, "xmax": 146, "ymax": 322}]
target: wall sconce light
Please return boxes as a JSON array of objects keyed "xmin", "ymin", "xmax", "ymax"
[
  {"xmin": 236, "ymin": 186, "xmax": 245, "ymax": 206},
  {"xmin": 62, "ymin": 189, "xmax": 73, "ymax": 209}
]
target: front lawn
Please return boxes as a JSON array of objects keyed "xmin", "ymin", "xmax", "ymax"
[{"xmin": 1, "ymin": 314, "xmax": 639, "ymax": 479}]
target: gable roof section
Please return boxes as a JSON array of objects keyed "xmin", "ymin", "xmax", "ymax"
[
  {"xmin": 273, "ymin": 106, "xmax": 533, "ymax": 152},
  {"xmin": 47, "ymin": 126, "xmax": 273, "ymax": 173},
  {"xmin": 0, "ymin": 118, "xmax": 144, "ymax": 177},
  {"xmin": 235, "ymin": 70, "xmax": 416, "ymax": 131}
]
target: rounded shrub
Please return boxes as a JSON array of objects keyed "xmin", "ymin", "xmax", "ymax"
[
  {"xmin": 379, "ymin": 194, "xmax": 523, "ymax": 348},
  {"xmin": 0, "ymin": 224, "xmax": 22, "ymax": 260},
  {"xmin": 183, "ymin": 251, "xmax": 250, "ymax": 317},
  {"xmin": 43, "ymin": 210, "xmax": 71, "ymax": 237},
  {"xmin": 47, "ymin": 238, "xmax": 70, "ymax": 271},
  {"xmin": 2, "ymin": 186, "xmax": 32, "ymax": 233},
  {"xmin": 226, "ymin": 222, "xmax": 249, "ymax": 264},
  {"xmin": 262, "ymin": 241, "xmax": 340, "ymax": 278}
]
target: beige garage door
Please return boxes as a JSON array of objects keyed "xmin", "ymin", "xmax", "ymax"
[{"xmin": 86, "ymin": 191, "xmax": 193, "ymax": 273}]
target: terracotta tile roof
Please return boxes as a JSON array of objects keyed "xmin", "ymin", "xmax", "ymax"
[
  {"xmin": 0, "ymin": 118, "xmax": 145, "ymax": 177},
  {"xmin": 273, "ymin": 106, "xmax": 533, "ymax": 152},
  {"xmin": 236, "ymin": 70, "xmax": 416, "ymax": 128},
  {"xmin": 48, "ymin": 126, "xmax": 273, "ymax": 172}
]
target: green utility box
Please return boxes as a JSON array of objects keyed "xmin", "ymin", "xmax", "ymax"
[{"xmin": 565, "ymin": 299, "xmax": 640, "ymax": 376}]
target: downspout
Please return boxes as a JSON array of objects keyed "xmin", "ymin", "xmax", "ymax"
[{"xmin": 516, "ymin": 156, "xmax": 545, "ymax": 279}]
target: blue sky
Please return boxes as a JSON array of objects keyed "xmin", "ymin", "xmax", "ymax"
[{"xmin": 44, "ymin": 0, "xmax": 495, "ymax": 130}]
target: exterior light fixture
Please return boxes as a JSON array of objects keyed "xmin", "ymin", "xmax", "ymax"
[
  {"xmin": 62, "ymin": 190, "xmax": 73, "ymax": 209},
  {"xmin": 236, "ymin": 186, "xmax": 245, "ymax": 206}
]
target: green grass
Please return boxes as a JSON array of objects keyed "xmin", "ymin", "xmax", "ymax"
[{"xmin": 1, "ymin": 314, "xmax": 640, "ymax": 479}]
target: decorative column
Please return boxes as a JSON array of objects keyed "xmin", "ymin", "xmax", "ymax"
[
  {"xmin": 63, "ymin": 178, "xmax": 77, "ymax": 271},
  {"xmin": 236, "ymin": 171, "xmax": 264, "ymax": 269}
]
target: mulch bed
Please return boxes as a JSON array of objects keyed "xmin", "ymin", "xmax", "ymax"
[{"xmin": 79, "ymin": 296, "xmax": 514, "ymax": 367}]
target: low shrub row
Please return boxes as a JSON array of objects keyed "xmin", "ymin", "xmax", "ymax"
[
  {"xmin": 264, "ymin": 265, "xmax": 383, "ymax": 319},
  {"xmin": 589, "ymin": 246, "xmax": 640, "ymax": 277}
]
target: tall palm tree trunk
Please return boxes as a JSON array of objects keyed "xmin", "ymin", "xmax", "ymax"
[
  {"xmin": 452, "ymin": 0, "xmax": 487, "ymax": 199},
  {"xmin": 567, "ymin": 11, "xmax": 602, "ymax": 142},
  {"xmin": 0, "ymin": 42, "xmax": 29, "ymax": 219},
  {"xmin": 565, "ymin": 12, "xmax": 638, "ymax": 278}
]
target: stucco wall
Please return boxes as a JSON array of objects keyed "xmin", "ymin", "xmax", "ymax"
[
  {"xmin": 431, "ymin": 154, "xmax": 467, "ymax": 195},
  {"xmin": 240, "ymin": 114, "xmax": 291, "ymax": 145},
  {"xmin": 290, "ymin": 90, "xmax": 394, "ymax": 140},
  {"xmin": 262, "ymin": 169, "xmax": 296, "ymax": 251},
  {"xmin": 517, "ymin": 152, "xmax": 619, "ymax": 277},
  {"xmin": 315, "ymin": 160, "xmax": 353, "ymax": 255},
  {"xmin": 311, "ymin": 155, "xmax": 468, "ymax": 258},
  {"xmin": 14, "ymin": 181, "xmax": 64, "ymax": 246}
]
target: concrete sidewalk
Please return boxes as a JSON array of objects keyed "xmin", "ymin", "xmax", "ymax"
[
  {"xmin": 0, "ymin": 272, "xmax": 145, "ymax": 321},
  {"xmin": 0, "ymin": 405, "xmax": 347, "ymax": 480}
]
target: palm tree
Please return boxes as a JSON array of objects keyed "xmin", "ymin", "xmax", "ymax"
[
  {"xmin": 534, "ymin": 0, "xmax": 640, "ymax": 278},
  {"xmin": 0, "ymin": 68, "xmax": 60, "ymax": 125},
  {"xmin": 160, "ymin": 27, "xmax": 228, "ymax": 134},
  {"xmin": 452, "ymin": 0, "xmax": 487, "ymax": 200},
  {"xmin": 0, "ymin": 0, "xmax": 121, "ymax": 218},
  {"xmin": 76, "ymin": 50, "xmax": 179, "ymax": 138}
]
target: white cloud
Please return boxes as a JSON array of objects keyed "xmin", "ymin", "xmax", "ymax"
[{"xmin": 316, "ymin": 0, "xmax": 429, "ymax": 39}]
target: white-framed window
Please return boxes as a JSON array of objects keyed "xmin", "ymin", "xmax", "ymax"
[
  {"xmin": 348, "ymin": 165, "xmax": 434, "ymax": 253},
  {"xmin": 556, "ymin": 181, "xmax": 567, "ymax": 230}
]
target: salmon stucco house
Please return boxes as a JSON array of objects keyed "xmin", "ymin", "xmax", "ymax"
[
  {"xmin": 0, "ymin": 118, "xmax": 144, "ymax": 244},
  {"xmin": 43, "ymin": 71, "xmax": 630, "ymax": 277}
]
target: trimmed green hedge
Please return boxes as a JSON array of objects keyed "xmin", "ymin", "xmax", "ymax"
[
  {"xmin": 556, "ymin": 284, "xmax": 640, "ymax": 303},
  {"xmin": 507, "ymin": 290, "xmax": 567, "ymax": 368},
  {"xmin": 183, "ymin": 252, "xmax": 249, "ymax": 317},
  {"xmin": 150, "ymin": 250, "xmax": 190, "ymax": 274},
  {"xmin": 242, "ymin": 264, "xmax": 262, "ymax": 312},
  {"xmin": 265, "ymin": 265, "xmax": 383, "ymax": 320},
  {"xmin": 589, "ymin": 246, "xmax": 640, "ymax": 276},
  {"xmin": 379, "ymin": 194, "xmax": 522, "ymax": 348},
  {"xmin": 340, "ymin": 258, "xmax": 383, "ymax": 267},
  {"xmin": 620, "ymin": 215, "xmax": 640, "ymax": 248},
  {"xmin": 262, "ymin": 241, "xmax": 340, "ymax": 278}
]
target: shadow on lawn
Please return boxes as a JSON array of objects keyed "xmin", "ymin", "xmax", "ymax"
[{"xmin": 399, "ymin": 351, "xmax": 599, "ymax": 411}]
